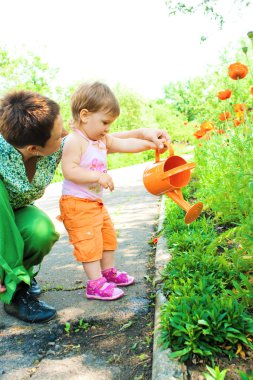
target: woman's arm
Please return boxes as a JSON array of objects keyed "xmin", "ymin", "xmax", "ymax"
[{"xmin": 111, "ymin": 128, "xmax": 171, "ymax": 149}]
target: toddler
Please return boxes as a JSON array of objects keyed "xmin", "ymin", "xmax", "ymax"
[{"xmin": 59, "ymin": 82, "xmax": 158, "ymax": 301}]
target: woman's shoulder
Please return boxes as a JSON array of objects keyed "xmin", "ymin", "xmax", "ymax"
[{"xmin": 0, "ymin": 134, "xmax": 15, "ymax": 155}]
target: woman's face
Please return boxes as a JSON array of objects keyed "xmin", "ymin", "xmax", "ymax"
[{"xmin": 37, "ymin": 114, "xmax": 67, "ymax": 156}]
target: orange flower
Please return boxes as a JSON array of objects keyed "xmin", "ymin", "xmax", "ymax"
[
  {"xmin": 251, "ymin": 87, "xmax": 253, "ymax": 96},
  {"xmin": 217, "ymin": 89, "xmax": 232, "ymax": 100},
  {"xmin": 183, "ymin": 121, "xmax": 188, "ymax": 125},
  {"xmin": 233, "ymin": 119, "xmax": 241, "ymax": 127},
  {"xmin": 200, "ymin": 121, "xmax": 214, "ymax": 132},
  {"xmin": 219, "ymin": 112, "xmax": 231, "ymax": 121},
  {"xmin": 234, "ymin": 103, "xmax": 247, "ymax": 112},
  {"xmin": 228, "ymin": 62, "xmax": 248, "ymax": 80},
  {"xmin": 193, "ymin": 129, "xmax": 206, "ymax": 139}
]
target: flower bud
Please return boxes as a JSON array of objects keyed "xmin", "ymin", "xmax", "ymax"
[{"xmin": 247, "ymin": 31, "xmax": 253, "ymax": 39}]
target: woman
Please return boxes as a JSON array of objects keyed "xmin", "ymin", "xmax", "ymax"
[{"xmin": 0, "ymin": 89, "xmax": 170, "ymax": 323}]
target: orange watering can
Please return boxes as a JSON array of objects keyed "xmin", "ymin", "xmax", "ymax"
[{"xmin": 143, "ymin": 143, "xmax": 203, "ymax": 224}]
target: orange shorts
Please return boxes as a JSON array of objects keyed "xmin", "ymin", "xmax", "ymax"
[{"xmin": 59, "ymin": 196, "xmax": 117, "ymax": 263}]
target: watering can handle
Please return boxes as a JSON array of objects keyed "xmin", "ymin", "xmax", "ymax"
[
  {"xmin": 161, "ymin": 162, "xmax": 196, "ymax": 180},
  {"xmin": 155, "ymin": 141, "xmax": 174, "ymax": 163}
]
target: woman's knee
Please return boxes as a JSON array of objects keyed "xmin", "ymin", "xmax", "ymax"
[
  {"xmin": 30, "ymin": 215, "xmax": 59, "ymax": 248},
  {"xmin": 15, "ymin": 206, "xmax": 59, "ymax": 254}
]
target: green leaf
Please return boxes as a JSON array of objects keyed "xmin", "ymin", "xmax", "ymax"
[{"xmin": 169, "ymin": 346, "xmax": 192, "ymax": 358}]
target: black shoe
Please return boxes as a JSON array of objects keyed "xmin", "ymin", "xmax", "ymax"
[
  {"xmin": 28, "ymin": 278, "xmax": 42, "ymax": 297},
  {"xmin": 4, "ymin": 287, "xmax": 56, "ymax": 323}
]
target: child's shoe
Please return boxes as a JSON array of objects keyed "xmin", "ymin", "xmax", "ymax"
[
  {"xmin": 86, "ymin": 277, "xmax": 124, "ymax": 300},
  {"xmin": 102, "ymin": 267, "xmax": 135, "ymax": 286}
]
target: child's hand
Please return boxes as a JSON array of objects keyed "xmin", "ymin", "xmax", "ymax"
[{"xmin": 99, "ymin": 173, "xmax": 114, "ymax": 191}]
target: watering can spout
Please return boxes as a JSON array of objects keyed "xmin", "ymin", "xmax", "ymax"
[{"xmin": 166, "ymin": 190, "xmax": 203, "ymax": 224}]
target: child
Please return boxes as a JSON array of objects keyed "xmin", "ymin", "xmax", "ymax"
[{"xmin": 59, "ymin": 82, "xmax": 158, "ymax": 301}]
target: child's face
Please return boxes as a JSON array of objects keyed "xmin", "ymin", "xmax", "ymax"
[{"xmin": 83, "ymin": 111, "xmax": 117, "ymax": 141}]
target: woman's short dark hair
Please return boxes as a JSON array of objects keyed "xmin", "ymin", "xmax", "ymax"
[{"xmin": 0, "ymin": 90, "xmax": 60, "ymax": 147}]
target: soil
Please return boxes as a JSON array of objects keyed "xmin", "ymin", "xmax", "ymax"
[
  {"xmin": 35, "ymin": 313, "xmax": 154, "ymax": 380},
  {"xmin": 45, "ymin": 248, "xmax": 157, "ymax": 380},
  {"xmin": 0, "ymin": 247, "xmax": 156, "ymax": 380}
]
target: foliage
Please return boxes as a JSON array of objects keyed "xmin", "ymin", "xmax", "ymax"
[
  {"xmin": 0, "ymin": 48, "xmax": 57, "ymax": 95},
  {"xmin": 239, "ymin": 370, "xmax": 253, "ymax": 380},
  {"xmin": 165, "ymin": 0, "xmax": 251, "ymax": 30},
  {"xmin": 160, "ymin": 291, "xmax": 253, "ymax": 362},
  {"xmin": 160, "ymin": 33, "xmax": 253, "ymax": 369},
  {"xmin": 192, "ymin": 35, "xmax": 253, "ymax": 254},
  {"xmin": 163, "ymin": 36, "xmax": 253, "ymax": 123},
  {"xmin": 203, "ymin": 365, "xmax": 228, "ymax": 380},
  {"xmin": 160, "ymin": 201, "xmax": 253, "ymax": 363}
]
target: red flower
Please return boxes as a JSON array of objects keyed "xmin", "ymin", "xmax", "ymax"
[
  {"xmin": 217, "ymin": 89, "xmax": 232, "ymax": 100},
  {"xmin": 193, "ymin": 129, "xmax": 206, "ymax": 139},
  {"xmin": 233, "ymin": 119, "xmax": 241, "ymax": 127},
  {"xmin": 251, "ymin": 87, "xmax": 253, "ymax": 96},
  {"xmin": 228, "ymin": 62, "xmax": 248, "ymax": 80},
  {"xmin": 219, "ymin": 112, "xmax": 231, "ymax": 121},
  {"xmin": 152, "ymin": 237, "xmax": 159, "ymax": 244}
]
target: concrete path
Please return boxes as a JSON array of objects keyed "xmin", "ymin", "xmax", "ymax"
[{"xmin": 0, "ymin": 163, "xmax": 184, "ymax": 379}]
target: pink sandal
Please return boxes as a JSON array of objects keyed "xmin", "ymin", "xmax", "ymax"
[
  {"xmin": 102, "ymin": 267, "xmax": 135, "ymax": 286},
  {"xmin": 86, "ymin": 277, "xmax": 124, "ymax": 300}
]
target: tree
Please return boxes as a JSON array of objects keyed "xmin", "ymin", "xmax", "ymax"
[
  {"xmin": 165, "ymin": 0, "xmax": 251, "ymax": 30},
  {"xmin": 0, "ymin": 48, "xmax": 58, "ymax": 95}
]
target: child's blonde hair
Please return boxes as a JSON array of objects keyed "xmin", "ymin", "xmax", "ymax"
[{"xmin": 71, "ymin": 82, "xmax": 120, "ymax": 122}]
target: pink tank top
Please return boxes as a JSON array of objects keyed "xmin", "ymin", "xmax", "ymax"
[{"xmin": 62, "ymin": 130, "xmax": 107, "ymax": 201}]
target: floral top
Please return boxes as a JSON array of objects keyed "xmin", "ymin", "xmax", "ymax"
[{"xmin": 0, "ymin": 135, "xmax": 65, "ymax": 209}]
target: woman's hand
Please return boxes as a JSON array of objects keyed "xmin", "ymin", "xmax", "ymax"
[
  {"xmin": 139, "ymin": 128, "xmax": 171, "ymax": 150},
  {"xmin": 0, "ymin": 280, "xmax": 6, "ymax": 293}
]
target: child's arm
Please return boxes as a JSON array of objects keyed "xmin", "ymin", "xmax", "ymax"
[
  {"xmin": 61, "ymin": 134, "xmax": 114, "ymax": 190},
  {"xmin": 106, "ymin": 135, "xmax": 157, "ymax": 154},
  {"xmin": 111, "ymin": 128, "xmax": 171, "ymax": 149}
]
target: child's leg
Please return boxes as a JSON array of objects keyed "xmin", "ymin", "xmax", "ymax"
[
  {"xmin": 101, "ymin": 207, "xmax": 135, "ymax": 286},
  {"xmin": 59, "ymin": 197, "xmax": 124, "ymax": 301},
  {"xmin": 82, "ymin": 260, "xmax": 102, "ymax": 280},
  {"xmin": 82, "ymin": 260, "xmax": 124, "ymax": 301},
  {"xmin": 100, "ymin": 250, "xmax": 115, "ymax": 271}
]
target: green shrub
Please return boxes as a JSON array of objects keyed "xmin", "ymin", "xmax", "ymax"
[{"xmin": 160, "ymin": 293, "xmax": 253, "ymax": 362}]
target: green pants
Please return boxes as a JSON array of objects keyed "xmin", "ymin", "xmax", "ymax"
[{"xmin": 0, "ymin": 180, "xmax": 59, "ymax": 304}]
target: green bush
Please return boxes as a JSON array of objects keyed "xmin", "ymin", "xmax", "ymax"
[
  {"xmin": 160, "ymin": 293, "xmax": 253, "ymax": 362},
  {"xmin": 160, "ymin": 198, "xmax": 253, "ymax": 362}
]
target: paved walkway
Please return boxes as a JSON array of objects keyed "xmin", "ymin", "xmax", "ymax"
[{"xmin": 0, "ymin": 163, "xmax": 184, "ymax": 379}]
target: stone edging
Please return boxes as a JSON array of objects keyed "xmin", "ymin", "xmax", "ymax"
[{"xmin": 152, "ymin": 195, "xmax": 184, "ymax": 380}]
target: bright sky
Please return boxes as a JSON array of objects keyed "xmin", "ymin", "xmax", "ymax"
[{"xmin": 1, "ymin": 0, "xmax": 253, "ymax": 98}]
